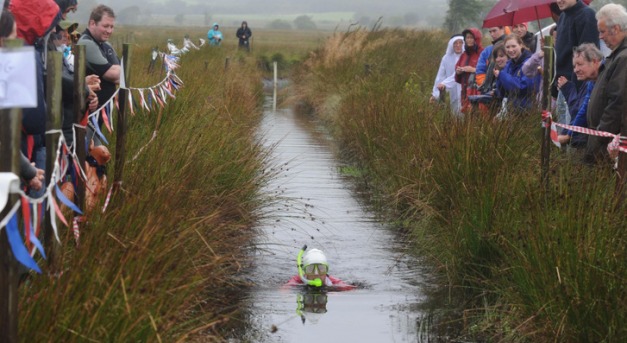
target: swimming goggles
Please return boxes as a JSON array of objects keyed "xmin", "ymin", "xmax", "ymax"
[{"xmin": 303, "ymin": 263, "xmax": 328, "ymax": 274}]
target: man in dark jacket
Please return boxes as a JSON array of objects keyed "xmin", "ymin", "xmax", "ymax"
[
  {"xmin": 512, "ymin": 22, "xmax": 536, "ymax": 52},
  {"xmin": 585, "ymin": 3, "xmax": 627, "ymax": 164},
  {"xmin": 236, "ymin": 21, "xmax": 252, "ymax": 52},
  {"xmin": 553, "ymin": 0, "xmax": 599, "ymax": 97},
  {"xmin": 78, "ymin": 5, "xmax": 120, "ymax": 146}
]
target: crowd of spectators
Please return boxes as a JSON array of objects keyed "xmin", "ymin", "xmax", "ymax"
[
  {"xmin": 2, "ymin": 0, "xmax": 118, "ymax": 201},
  {"xmin": 431, "ymin": 0, "xmax": 627, "ymax": 166}
]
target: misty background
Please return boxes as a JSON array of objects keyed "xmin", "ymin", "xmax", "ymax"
[
  {"xmin": 67, "ymin": 0, "xmax": 453, "ymax": 31},
  {"xmin": 66, "ymin": 0, "xmax": 626, "ymax": 34}
]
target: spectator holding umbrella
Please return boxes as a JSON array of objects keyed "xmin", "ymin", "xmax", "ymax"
[{"xmin": 512, "ymin": 22, "xmax": 536, "ymax": 52}]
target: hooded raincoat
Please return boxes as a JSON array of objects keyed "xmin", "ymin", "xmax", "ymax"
[
  {"xmin": 207, "ymin": 23, "xmax": 223, "ymax": 46},
  {"xmin": 432, "ymin": 35, "xmax": 464, "ymax": 115},
  {"xmin": 455, "ymin": 28, "xmax": 484, "ymax": 113}
]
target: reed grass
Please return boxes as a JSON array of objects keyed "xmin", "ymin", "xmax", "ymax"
[
  {"xmin": 294, "ymin": 27, "xmax": 626, "ymax": 342},
  {"xmin": 18, "ymin": 27, "xmax": 267, "ymax": 341}
]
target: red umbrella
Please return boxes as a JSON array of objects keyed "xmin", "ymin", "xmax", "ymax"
[{"xmin": 482, "ymin": 0, "xmax": 593, "ymax": 29}]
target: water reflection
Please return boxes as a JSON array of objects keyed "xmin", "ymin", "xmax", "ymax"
[{"xmin": 296, "ymin": 290, "xmax": 328, "ymax": 321}]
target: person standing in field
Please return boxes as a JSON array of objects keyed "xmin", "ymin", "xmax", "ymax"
[
  {"xmin": 207, "ymin": 23, "xmax": 223, "ymax": 46},
  {"xmin": 236, "ymin": 21, "xmax": 252, "ymax": 52},
  {"xmin": 430, "ymin": 34, "xmax": 464, "ymax": 115}
]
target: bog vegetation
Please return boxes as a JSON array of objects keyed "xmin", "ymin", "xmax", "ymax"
[
  {"xmin": 19, "ymin": 27, "xmax": 267, "ymax": 341},
  {"xmin": 17, "ymin": 24, "xmax": 625, "ymax": 342},
  {"xmin": 293, "ymin": 28, "xmax": 626, "ymax": 342}
]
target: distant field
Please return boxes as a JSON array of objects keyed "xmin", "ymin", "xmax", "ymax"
[{"xmin": 147, "ymin": 12, "xmax": 355, "ymax": 29}]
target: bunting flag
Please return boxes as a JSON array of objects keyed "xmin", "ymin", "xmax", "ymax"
[
  {"xmin": 132, "ymin": 91, "xmax": 141, "ymax": 113},
  {"xmin": 0, "ymin": 49, "xmax": 187, "ymax": 275},
  {"xmin": 50, "ymin": 194, "xmax": 69, "ymax": 228},
  {"xmin": 101, "ymin": 107, "xmax": 112, "ymax": 133},
  {"xmin": 21, "ymin": 196, "xmax": 31, "ymax": 251},
  {"xmin": 80, "ymin": 109, "xmax": 89, "ymax": 127},
  {"xmin": 29, "ymin": 201, "xmax": 45, "ymax": 258},
  {"xmin": 128, "ymin": 89, "xmax": 135, "ymax": 115},
  {"xmin": 28, "ymin": 210, "xmax": 45, "ymax": 259},
  {"xmin": 106, "ymin": 100, "xmax": 114, "ymax": 129},
  {"xmin": 90, "ymin": 116, "xmax": 109, "ymax": 145},
  {"xmin": 114, "ymin": 95, "xmax": 120, "ymax": 111},
  {"xmin": 6, "ymin": 214, "xmax": 42, "ymax": 273},
  {"xmin": 139, "ymin": 89, "xmax": 150, "ymax": 111},
  {"xmin": 55, "ymin": 184, "xmax": 83, "ymax": 214}
]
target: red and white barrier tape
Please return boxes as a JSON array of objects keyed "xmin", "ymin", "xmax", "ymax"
[
  {"xmin": 102, "ymin": 185, "xmax": 114, "ymax": 213},
  {"xmin": 542, "ymin": 111, "xmax": 627, "ymax": 154},
  {"xmin": 72, "ymin": 216, "xmax": 83, "ymax": 246}
]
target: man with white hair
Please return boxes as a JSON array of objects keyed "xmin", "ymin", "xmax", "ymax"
[{"xmin": 585, "ymin": 3, "xmax": 627, "ymax": 164}]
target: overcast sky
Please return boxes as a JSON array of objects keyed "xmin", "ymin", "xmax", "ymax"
[{"xmin": 69, "ymin": 0, "xmax": 449, "ymax": 28}]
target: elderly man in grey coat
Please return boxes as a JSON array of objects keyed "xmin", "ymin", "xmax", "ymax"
[{"xmin": 585, "ymin": 3, "xmax": 627, "ymax": 164}]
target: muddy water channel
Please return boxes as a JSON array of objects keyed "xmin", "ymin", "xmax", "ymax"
[{"xmin": 232, "ymin": 93, "xmax": 436, "ymax": 342}]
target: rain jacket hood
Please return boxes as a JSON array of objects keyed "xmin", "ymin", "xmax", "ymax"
[
  {"xmin": 445, "ymin": 35, "xmax": 464, "ymax": 58},
  {"xmin": 11, "ymin": 0, "xmax": 61, "ymax": 45},
  {"xmin": 54, "ymin": 0, "xmax": 78, "ymax": 14},
  {"xmin": 461, "ymin": 27, "xmax": 483, "ymax": 53}
]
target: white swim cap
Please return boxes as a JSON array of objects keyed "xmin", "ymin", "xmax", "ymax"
[{"xmin": 302, "ymin": 249, "xmax": 328, "ymax": 267}]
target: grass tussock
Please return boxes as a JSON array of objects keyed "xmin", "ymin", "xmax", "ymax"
[
  {"xmin": 19, "ymin": 27, "xmax": 266, "ymax": 341},
  {"xmin": 294, "ymin": 28, "xmax": 626, "ymax": 342}
]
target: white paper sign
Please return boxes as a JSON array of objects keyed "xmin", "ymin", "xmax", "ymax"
[{"xmin": 0, "ymin": 46, "xmax": 38, "ymax": 110}]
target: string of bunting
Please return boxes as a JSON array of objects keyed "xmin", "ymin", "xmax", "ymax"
[
  {"xmin": 0, "ymin": 51, "xmax": 185, "ymax": 273},
  {"xmin": 0, "ymin": 132, "xmax": 84, "ymax": 273},
  {"xmin": 83, "ymin": 53, "xmax": 182, "ymax": 146}
]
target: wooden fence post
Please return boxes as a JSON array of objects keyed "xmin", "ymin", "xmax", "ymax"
[
  {"xmin": 44, "ymin": 51, "xmax": 63, "ymax": 272},
  {"xmin": 73, "ymin": 44, "xmax": 87, "ymax": 214},
  {"xmin": 113, "ymin": 43, "xmax": 132, "ymax": 197},
  {"xmin": 0, "ymin": 38, "xmax": 25, "ymax": 343},
  {"xmin": 541, "ymin": 36, "xmax": 554, "ymax": 191}
]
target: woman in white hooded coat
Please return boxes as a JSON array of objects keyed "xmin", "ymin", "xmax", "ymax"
[{"xmin": 430, "ymin": 35, "xmax": 464, "ymax": 115}]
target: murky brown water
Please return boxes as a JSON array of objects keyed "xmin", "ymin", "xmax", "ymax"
[{"xmin": 230, "ymin": 93, "xmax": 436, "ymax": 342}]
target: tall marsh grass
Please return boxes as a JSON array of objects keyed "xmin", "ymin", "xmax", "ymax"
[
  {"xmin": 294, "ymin": 27, "xmax": 626, "ymax": 342},
  {"xmin": 18, "ymin": 27, "xmax": 266, "ymax": 341}
]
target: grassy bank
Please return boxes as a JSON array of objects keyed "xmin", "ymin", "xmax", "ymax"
[
  {"xmin": 293, "ymin": 28, "xmax": 626, "ymax": 342},
  {"xmin": 19, "ymin": 28, "xmax": 266, "ymax": 341}
]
